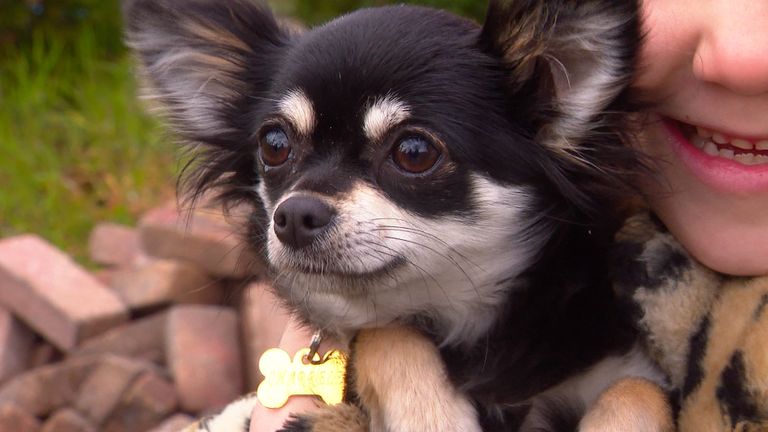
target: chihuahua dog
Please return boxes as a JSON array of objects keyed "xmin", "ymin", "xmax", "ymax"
[{"xmin": 126, "ymin": 0, "xmax": 664, "ymax": 430}]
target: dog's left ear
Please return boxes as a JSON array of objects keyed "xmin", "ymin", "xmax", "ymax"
[
  {"xmin": 124, "ymin": 0, "xmax": 291, "ymax": 141},
  {"xmin": 480, "ymin": 0, "xmax": 641, "ymax": 156},
  {"xmin": 124, "ymin": 0, "xmax": 295, "ymax": 205}
]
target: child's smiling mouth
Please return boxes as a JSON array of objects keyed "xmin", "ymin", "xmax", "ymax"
[
  {"xmin": 678, "ymin": 121, "xmax": 768, "ymax": 166},
  {"xmin": 662, "ymin": 117, "xmax": 768, "ymax": 193}
]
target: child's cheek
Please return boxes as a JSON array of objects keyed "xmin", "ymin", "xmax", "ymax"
[{"xmin": 633, "ymin": 0, "xmax": 698, "ymax": 95}]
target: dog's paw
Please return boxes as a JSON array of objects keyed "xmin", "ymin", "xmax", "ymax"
[
  {"xmin": 354, "ymin": 327, "xmax": 482, "ymax": 432},
  {"xmin": 733, "ymin": 420, "xmax": 768, "ymax": 432},
  {"xmin": 579, "ymin": 378, "xmax": 674, "ymax": 432},
  {"xmin": 278, "ymin": 414, "xmax": 314, "ymax": 432},
  {"xmin": 279, "ymin": 403, "xmax": 369, "ymax": 432}
]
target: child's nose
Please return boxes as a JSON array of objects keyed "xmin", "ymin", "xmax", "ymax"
[{"xmin": 693, "ymin": 2, "xmax": 768, "ymax": 96}]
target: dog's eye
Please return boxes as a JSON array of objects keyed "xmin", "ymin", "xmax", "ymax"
[
  {"xmin": 260, "ymin": 127, "xmax": 291, "ymax": 167},
  {"xmin": 392, "ymin": 135, "xmax": 441, "ymax": 174}
]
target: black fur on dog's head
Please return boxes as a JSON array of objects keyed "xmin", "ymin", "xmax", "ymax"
[{"xmin": 126, "ymin": 0, "xmax": 641, "ymax": 344}]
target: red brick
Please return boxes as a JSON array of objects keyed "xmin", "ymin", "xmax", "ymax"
[
  {"xmin": 72, "ymin": 312, "xmax": 167, "ymax": 364},
  {"xmin": 166, "ymin": 305, "xmax": 243, "ymax": 412},
  {"xmin": 91, "ymin": 268, "xmax": 119, "ymax": 288},
  {"xmin": 101, "ymin": 371, "xmax": 178, "ymax": 432},
  {"xmin": 0, "ymin": 308, "xmax": 35, "ymax": 383},
  {"xmin": 0, "ymin": 235, "xmax": 129, "ymax": 351},
  {"xmin": 0, "ymin": 356, "xmax": 98, "ymax": 417},
  {"xmin": 74, "ymin": 355, "xmax": 149, "ymax": 425},
  {"xmin": 110, "ymin": 259, "xmax": 223, "ymax": 311},
  {"xmin": 88, "ymin": 223, "xmax": 144, "ymax": 267},
  {"xmin": 146, "ymin": 414, "xmax": 194, "ymax": 432},
  {"xmin": 27, "ymin": 342, "xmax": 61, "ymax": 369},
  {"xmin": 138, "ymin": 203, "xmax": 263, "ymax": 278},
  {"xmin": 41, "ymin": 409, "xmax": 95, "ymax": 432},
  {"xmin": 240, "ymin": 281, "xmax": 290, "ymax": 390},
  {"xmin": 0, "ymin": 403, "xmax": 40, "ymax": 432}
]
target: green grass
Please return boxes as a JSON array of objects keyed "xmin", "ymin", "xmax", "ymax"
[{"xmin": 0, "ymin": 28, "xmax": 177, "ymax": 262}]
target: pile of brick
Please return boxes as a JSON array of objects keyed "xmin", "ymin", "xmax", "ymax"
[{"xmin": 0, "ymin": 202, "xmax": 287, "ymax": 432}]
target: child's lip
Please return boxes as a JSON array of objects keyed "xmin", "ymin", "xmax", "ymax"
[{"xmin": 662, "ymin": 118, "xmax": 768, "ymax": 194}]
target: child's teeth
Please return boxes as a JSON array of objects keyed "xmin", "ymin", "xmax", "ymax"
[
  {"xmin": 731, "ymin": 139, "xmax": 753, "ymax": 150},
  {"xmin": 712, "ymin": 133, "xmax": 729, "ymax": 144},
  {"xmin": 687, "ymin": 123, "xmax": 768, "ymax": 165},
  {"xmin": 704, "ymin": 142, "xmax": 719, "ymax": 156},
  {"xmin": 696, "ymin": 127, "xmax": 713, "ymax": 138},
  {"xmin": 719, "ymin": 148, "xmax": 735, "ymax": 159},
  {"xmin": 734, "ymin": 153, "xmax": 755, "ymax": 165}
]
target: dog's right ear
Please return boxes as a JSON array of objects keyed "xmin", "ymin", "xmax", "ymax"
[
  {"xmin": 479, "ymin": 0, "xmax": 644, "ymax": 215},
  {"xmin": 124, "ymin": 0, "xmax": 290, "ymax": 141},
  {"xmin": 479, "ymin": 0, "xmax": 640, "ymax": 156}
]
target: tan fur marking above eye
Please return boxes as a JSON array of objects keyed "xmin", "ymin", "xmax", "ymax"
[
  {"xmin": 278, "ymin": 90, "xmax": 316, "ymax": 137},
  {"xmin": 363, "ymin": 96, "xmax": 410, "ymax": 142}
]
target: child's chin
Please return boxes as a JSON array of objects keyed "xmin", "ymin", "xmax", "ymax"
[{"xmin": 655, "ymin": 204, "xmax": 768, "ymax": 276}]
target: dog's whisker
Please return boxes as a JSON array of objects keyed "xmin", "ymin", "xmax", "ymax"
[
  {"xmin": 360, "ymin": 250, "xmax": 402, "ymax": 292},
  {"xmin": 364, "ymin": 237, "xmax": 457, "ymax": 313},
  {"xmin": 369, "ymin": 274, "xmax": 379, "ymax": 327},
  {"xmin": 370, "ymin": 225, "xmax": 483, "ymax": 271},
  {"xmin": 387, "ymin": 238, "xmax": 480, "ymax": 307},
  {"xmin": 372, "ymin": 227, "xmax": 485, "ymax": 272},
  {"xmin": 360, "ymin": 237, "xmax": 432, "ymax": 299},
  {"xmin": 367, "ymin": 216, "xmax": 484, "ymax": 269},
  {"xmin": 246, "ymin": 95, "xmax": 282, "ymax": 103},
  {"xmin": 381, "ymin": 234, "xmax": 480, "ymax": 300}
]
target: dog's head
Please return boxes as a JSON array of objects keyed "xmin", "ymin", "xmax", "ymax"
[{"xmin": 126, "ymin": 0, "xmax": 640, "ymax": 342}]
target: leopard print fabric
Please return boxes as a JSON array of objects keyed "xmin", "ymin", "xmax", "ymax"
[
  {"xmin": 613, "ymin": 212, "xmax": 768, "ymax": 432},
  {"xmin": 181, "ymin": 394, "xmax": 260, "ymax": 432}
]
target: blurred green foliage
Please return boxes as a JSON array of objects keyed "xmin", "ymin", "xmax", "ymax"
[
  {"xmin": 0, "ymin": 0, "xmax": 125, "ymax": 57},
  {"xmin": 0, "ymin": 0, "xmax": 175, "ymax": 262},
  {"xmin": 285, "ymin": 0, "xmax": 486, "ymax": 25},
  {"xmin": 0, "ymin": 0, "xmax": 486, "ymax": 261}
]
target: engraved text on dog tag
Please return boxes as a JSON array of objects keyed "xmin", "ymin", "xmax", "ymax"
[{"xmin": 256, "ymin": 348, "xmax": 347, "ymax": 408}]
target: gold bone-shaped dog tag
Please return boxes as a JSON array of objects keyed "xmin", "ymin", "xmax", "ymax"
[{"xmin": 256, "ymin": 348, "xmax": 347, "ymax": 408}]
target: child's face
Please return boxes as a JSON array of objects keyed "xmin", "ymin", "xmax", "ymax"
[{"xmin": 633, "ymin": 0, "xmax": 768, "ymax": 276}]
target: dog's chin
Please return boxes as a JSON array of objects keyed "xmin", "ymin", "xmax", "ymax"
[
  {"xmin": 268, "ymin": 255, "xmax": 407, "ymax": 294},
  {"xmin": 278, "ymin": 258, "xmax": 404, "ymax": 279}
]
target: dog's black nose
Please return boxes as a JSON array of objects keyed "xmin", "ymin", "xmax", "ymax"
[{"xmin": 273, "ymin": 196, "xmax": 336, "ymax": 248}]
